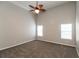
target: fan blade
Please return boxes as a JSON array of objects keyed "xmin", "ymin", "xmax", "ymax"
[
  {"xmin": 29, "ymin": 5, "xmax": 35, "ymax": 9},
  {"xmin": 40, "ymin": 9, "xmax": 46, "ymax": 12},
  {"xmin": 39, "ymin": 4, "xmax": 43, "ymax": 8},
  {"xmin": 30, "ymin": 10, "xmax": 34, "ymax": 11}
]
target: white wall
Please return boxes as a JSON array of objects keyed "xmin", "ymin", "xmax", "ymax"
[
  {"xmin": 0, "ymin": 2, "xmax": 35, "ymax": 50},
  {"xmin": 37, "ymin": 2, "xmax": 76, "ymax": 47},
  {"xmin": 76, "ymin": 1, "xmax": 79, "ymax": 56}
]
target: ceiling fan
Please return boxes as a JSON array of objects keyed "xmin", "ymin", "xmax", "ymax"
[{"xmin": 29, "ymin": 1, "xmax": 46, "ymax": 14}]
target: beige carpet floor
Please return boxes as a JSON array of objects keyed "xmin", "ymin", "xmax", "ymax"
[{"xmin": 0, "ymin": 40, "xmax": 78, "ymax": 58}]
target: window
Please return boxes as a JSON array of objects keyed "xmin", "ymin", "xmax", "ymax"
[
  {"xmin": 37, "ymin": 25, "xmax": 43, "ymax": 37},
  {"xmin": 61, "ymin": 24, "xmax": 72, "ymax": 39}
]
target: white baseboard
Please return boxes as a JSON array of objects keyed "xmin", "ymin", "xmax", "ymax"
[
  {"xmin": 76, "ymin": 48, "xmax": 79, "ymax": 56},
  {"xmin": 0, "ymin": 39, "xmax": 76, "ymax": 51},
  {"xmin": 0, "ymin": 39, "xmax": 34, "ymax": 51},
  {"xmin": 38, "ymin": 40, "xmax": 76, "ymax": 47}
]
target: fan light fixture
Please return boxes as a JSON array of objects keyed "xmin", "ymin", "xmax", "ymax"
[{"xmin": 35, "ymin": 9, "xmax": 40, "ymax": 14}]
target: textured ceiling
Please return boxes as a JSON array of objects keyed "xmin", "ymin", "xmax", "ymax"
[{"xmin": 10, "ymin": 1, "xmax": 69, "ymax": 11}]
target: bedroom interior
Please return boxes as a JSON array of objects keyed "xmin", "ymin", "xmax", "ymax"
[{"xmin": 0, "ymin": 1, "xmax": 79, "ymax": 58}]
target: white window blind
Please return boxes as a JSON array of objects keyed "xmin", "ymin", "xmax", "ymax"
[
  {"xmin": 37, "ymin": 25, "xmax": 43, "ymax": 37},
  {"xmin": 61, "ymin": 24, "xmax": 72, "ymax": 39}
]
